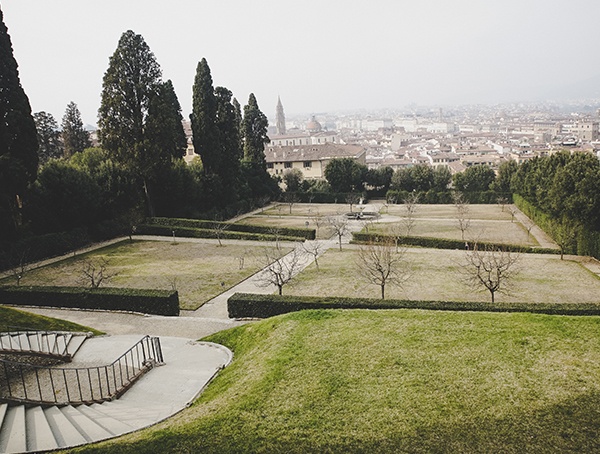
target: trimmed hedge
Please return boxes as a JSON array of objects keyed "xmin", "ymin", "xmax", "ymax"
[
  {"xmin": 351, "ymin": 232, "xmax": 559, "ymax": 255},
  {"xmin": 147, "ymin": 217, "xmax": 315, "ymax": 240},
  {"xmin": 385, "ymin": 190, "xmax": 513, "ymax": 205},
  {"xmin": 287, "ymin": 192, "xmax": 369, "ymax": 204},
  {"xmin": 136, "ymin": 224, "xmax": 305, "ymax": 242},
  {"xmin": 0, "ymin": 286, "xmax": 179, "ymax": 316},
  {"xmin": 228, "ymin": 292, "xmax": 600, "ymax": 319}
]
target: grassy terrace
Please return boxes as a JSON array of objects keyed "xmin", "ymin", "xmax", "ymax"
[
  {"xmin": 0, "ymin": 306, "xmax": 101, "ymax": 334},
  {"xmin": 71, "ymin": 310, "xmax": 600, "ymax": 453},
  {"xmin": 287, "ymin": 247, "xmax": 600, "ymax": 304},
  {"xmin": 1, "ymin": 240, "xmax": 287, "ymax": 311}
]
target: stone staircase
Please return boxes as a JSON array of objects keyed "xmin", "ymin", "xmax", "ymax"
[
  {"xmin": 0, "ymin": 331, "xmax": 90, "ymax": 360},
  {"xmin": 0, "ymin": 399, "xmax": 171, "ymax": 453}
]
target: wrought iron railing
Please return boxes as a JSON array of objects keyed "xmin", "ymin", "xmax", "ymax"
[
  {"xmin": 0, "ymin": 329, "xmax": 88, "ymax": 360},
  {"xmin": 0, "ymin": 335, "xmax": 163, "ymax": 406}
]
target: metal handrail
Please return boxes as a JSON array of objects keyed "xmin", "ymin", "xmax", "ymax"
[
  {"xmin": 0, "ymin": 335, "xmax": 164, "ymax": 407},
  {"xmin": 0, "ymin": 330, "xmax": 86, "ymax": 360}
]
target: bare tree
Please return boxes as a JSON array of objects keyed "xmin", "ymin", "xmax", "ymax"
[
  {"xmin": 6, "ymin": 248, "xmax": 29, "ymax": 286},
  {"xmin": 453, "ymin": 192, "xmax": 471, "ymax": 241},
  {"xmin": 311, "ymin": 213, "xmax": 325, "ymax": 238},
  {"xmin": 507, "ymin": 205, "xmax": 518, "ymax": 223},
  {"xmin": 283, "ymin": 192, "xmax": 300, "ymax": 214},
  {"xmin": 554, "ymin": 219, "xmax": 578, "ymax": 260},
  {"xmin": 302, "ymin": 240, "xmax": 325, "ymax": 270},
  {"xmin": 78, "ymin": 258, "xmax": 117, "ymax": 289},
  {"xmin": 346, "ymin": 193, "xmax": 361, "ymax": 213},
  {"xmin": 402, "ymin": 192, "xmax": 419, "ymax": 237},
  {"xmin": 212, "ymin": 221, "xmax": 231, "ymax": 246},
  {"xmin": 267, "ymin": 226, "xmax": 283, "ymax": 251},
  {"xmin": 327, "ymin": 216, "xmax": 349, "ymax": 251},
  {"xmin": 523, "ymin": 218, "xmax": 536, "ymax": 242},
  {"xmin": 462, "ymin": 244, "xmax": 520, "ymax": 303},
  {"xmin": 496, "ymin": 196, "xmax": 508, "ymax": 212},
  {"xmin": 256, "ymin": 247, "xmax": 304, "ymax": 295},
  {"xmin": 356, "ymin": 238, "xmax": 409, "ymax": 299}
]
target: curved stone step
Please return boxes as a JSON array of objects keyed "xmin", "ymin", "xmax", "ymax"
[
  {"xmin": 25, "ymin": 406, "xmax": 58, "ymax": 453},
  {"xmin": 43, "ymin": 406, "xmax": 87, "ymax": 449},
  {"xmin": 0, "ymin": 405, "xmax": 25, "ymax": 454},
  {"xmin": 60, "ymin": 405, "xmax": 113, "ymax": 442},
  {"xmin": 76, "ymin": 404, "xmax": 133, "ymax": 436}
]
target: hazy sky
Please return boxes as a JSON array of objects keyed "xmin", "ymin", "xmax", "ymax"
[{"xmin": 3, "ymin": 0, "xmax": 600, "ymax": 126}]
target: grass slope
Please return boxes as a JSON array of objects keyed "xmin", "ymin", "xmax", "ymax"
[
  {"xmin": 0, "ymin": 305, "xmax": 102, "ymax": 334},
  {"xmin": 71, "ymin": 310, "xmax": 600, "ymax": 453}
]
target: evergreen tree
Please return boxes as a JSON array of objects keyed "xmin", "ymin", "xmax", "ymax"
[
  {"xmin": 242, "ymin": 93, "xmax": 269, "ymax": 167},
  {"xmin": 0, "ymin": 7, "xmax": 39, "ymax": 235},
  {"xmin": 190, "ymin": 58, "xmax": 219, "ymax": 174},
  {"xmin": 61, "ymin": 101, "xmax": 91, "ymax": 158},
  {"xmin": 34, "ymin": 111, "xmax": 63, "ymax": 163},
  {"xmin": 214, "ymin": 86, "xmax": 242, "ymax": 204},
  {"xmin": 232, "ymin": 97, "xmax": 243, "ymax": 153},
  {"xmin": 98, "ymin": 30, "xmax": 165, "ymax": 216}
]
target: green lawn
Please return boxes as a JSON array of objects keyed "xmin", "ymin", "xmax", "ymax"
[
  {"xmin": 0, "ymin": 306, "xmax": 102, "ymax": 335},
  {"xmin": 2, "ymin": 240, "xmax": 285, "ymax": 311},
  {"xmin": 70, "ymin": 309, "xmax": 600, "ymax": 453},
  {"xmin": 287, "ymin": 247, "xmax": 600, "ymax": 304}
]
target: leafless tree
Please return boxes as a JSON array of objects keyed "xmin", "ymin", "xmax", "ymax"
[
  {"xmin": 6, "ymin": 248, "xmax": 29, "ymax": 286},
  {"xmin": 78, "ymin": 258, "xmax": 117, "ymax": 289},
  {"xmin": 302, "ymin": 240, "xmax": 325, "ymax": 270},
  {"xmin": 387, "ymin": 194, "xmax": 398, "ymax": 205},
  {"xmin": 523, "ymin": 218, "xmax": 536, "ymax": 242},
  {"xmin": 258, "ymin": 196, "xmax": 271, "ymax": 212},
  {"xmin": 507, "ymin": 205, "xmax": 518, "ymax": 223},
  {"xmin": 268, "ymin": 226, "xmax": 283, "ymax": 251},
  {"xmin": 212, "ymin": 221, "xmax": 231, "ymax": 246},
  {"xmin": 327, "ymin": 216, "xmax": 349, "ymax": 251},
  {"xmin": 554, "ymin": 219, "xmax": 578, "ymax": 260},
  {"xmin": 275, "ymin": 203, "xmax": 284, "ymax": 218},
  {"xmin": 462, "ymin": 244, "xmax": 520, "ymax": 303},
  {"xmin": 283, "ymin": 192, "xmax": 300, "ymax": 214},
  {"xmin": 356, "ymin": 238, "xmax": 409, "ymax": 299},
  {"xmin": 256, "ymin": 247, "xmax": 304, "ymax": 295},
  {"xmin": 496, "ymin": 196, "xmax": 509, "ymax": 212},
  {"xmin": 453, "ymin": 192, "xmax": 471, "ymax": 241},
  {"xmin": 346, "ymin": 193, "xmax": 361, "ymax": 213},
  {"xmin": 402, "ymin": 192, "xmax": 420, "ymax": 237},
  {"xmin": 311, "ymin": 213, "xmax": 325, "ymax": 238}
]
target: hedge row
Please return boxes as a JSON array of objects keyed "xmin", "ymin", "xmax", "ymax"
[
  {"xmin": 351, "ymin": 232, "xmax": 559, "ymax": 255},
  {"xmin": 0, "ymin": 286, "xmax": 179, "ymax": 316},
  {"xmin": 385, "ymin": 190, "xmax": 513, "ymax": 205},
  {"xmin": 285, "ymin": 192, "xmax": 368, "ymax": 204},
  {"xmin": 514, "ymin": 194, "xmax": 600, "ymax": 260},
  {"xmin": 228, "ymin": 292, "xmax": 600, "ymax": 319},
  {"xmin": 136, "ymin": 224, "xmax": 305, "ymax": 243},
  {"xmin": 148, "ymin": 217, "xmax": 316, "ymax": 240}
]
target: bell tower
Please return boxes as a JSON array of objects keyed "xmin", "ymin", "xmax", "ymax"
[{"xmin": 275, "ymin": 96, "xmax": 286, "ymax": 135}]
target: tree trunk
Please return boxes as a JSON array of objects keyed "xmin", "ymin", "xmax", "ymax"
[
  {"xmin": 143, "ymin": 178, "xmax": 156, "ymax": 218},
  {"xmin": 490, "ymin": 290, "xmax": 495, "ymax": 303},
  {"xmin": 381, "ymin": 284, "xmax": 385, "ymax": 299},
  {"xmin": 278, "ymin": 285, "xmax": 283, "ymax": 295}
]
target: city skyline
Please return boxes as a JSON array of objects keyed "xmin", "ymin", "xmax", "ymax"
[{"xmin": 3, "ymin": 0, "xmax": 600, "ymax": 126}]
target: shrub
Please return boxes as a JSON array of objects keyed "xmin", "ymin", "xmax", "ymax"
[
  {"xmin": 228, "ymin": 292, "xmax": 600, "ymax": 319},
  {"xmin": 0, "ymin": 286, "xmax": 179, "ymax": 316},
  {"xmin": 136, "ymin": 223, "xmax": 305, "ymax": 242}
]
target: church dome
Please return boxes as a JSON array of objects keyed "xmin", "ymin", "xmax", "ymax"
[{"xmin": 306, "ymin": 116, "xmax": 322, "ymax": 133}]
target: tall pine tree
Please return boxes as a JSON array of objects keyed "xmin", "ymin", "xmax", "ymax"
[
  {"xmin": 34, "ymin": 111, "xmax": 63, "ymax": 163},
  {"xmin": 61, "ymin": 101, "xmax": 91, "ymax": 158},
  {"xmin": 190, "ymin": 58, "xmax": 219, "ymax": 175},
  {"xmin": 242, "ymin": 93, "xmax": 269, "ymax": 168},
  {"xmin": 214, "ymin": 86, "xmax": 242, "ymax": 204},
  {"xmin": 0, "ymin": 7, "xmax": 39, "ymax": 235},
  {"xmin": 98, "ymin": 30, "xmax": 184, "ymax": 217}
]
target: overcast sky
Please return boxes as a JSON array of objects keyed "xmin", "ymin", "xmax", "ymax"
[{"xmin": 3, "ymin": 0, "xmax": 600, "ymax": 126}]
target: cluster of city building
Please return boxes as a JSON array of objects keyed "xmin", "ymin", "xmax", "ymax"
[{"xmin": 182, "ymin": 97, "xmax": 600, "ymax": 182}]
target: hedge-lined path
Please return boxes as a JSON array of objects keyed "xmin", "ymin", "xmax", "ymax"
[{"xmin": 13, "ymin": 211, "xmax": 367, "ymax": 339}]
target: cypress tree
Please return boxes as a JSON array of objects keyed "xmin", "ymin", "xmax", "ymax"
[
  {"xmin": 242, "ymin": 93, "xmax": 269, "ymax": 168},
  {"xmin": 0, "ymin": 7, "xmax": 39, "ymax": 235},
  {"xmin": 214, "ymin": 86, "xmax": 242, "ymax": 204},
  {"xmin": 61, "ymin": 101, "xmax": 91, "ymax": 158},
  {"xmin": 190, "ymin": 58, "xmax": 219, "ymax": 174}
]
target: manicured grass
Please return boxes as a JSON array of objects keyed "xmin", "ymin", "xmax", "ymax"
[
  {"xmin": 237, "ymin": 215, "xmax": 332, "ymax": 239},
  {"xmin": 69, "ymin": 310, "xmax": 600, "ymax": 453},
  {"xmin": 0, "ymin": 305, "xmax": 102, "ymax": 334},
  {"xmin": 2, "ymin": 240, "xmax": 286, "ymax": 311},
  {"xmin": 384, "ymin": 203, "xmax": 514, "ymax": 220},
  {"xmin": 258, "ymin": 202, "xmax": 356, "ymax": 217},
  {"xmin": 287, "ymin": 247, "xmax": 600, "ymax": 304}
]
